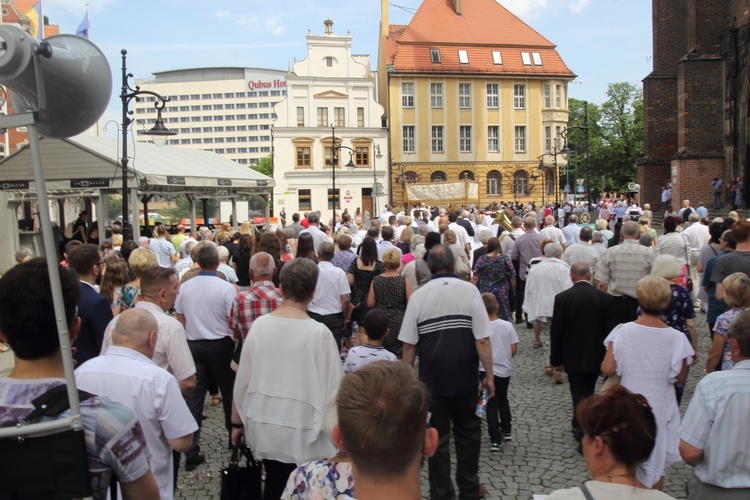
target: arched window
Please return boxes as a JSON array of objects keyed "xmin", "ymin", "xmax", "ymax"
[
  {"xmin": 514, "ymin": 170, "xmax": 529, "ymax": 196},
  {"xmin": 487, "ymin": 170, "xmax": 502, "ymax": 195},
  {"xmin": 403, "ymin": 171, "xmax": 419, "ymax": 183},
  {"xmin": 459, "ymin": 170, "xmax": 475, "ymax": 181},
  {"xmin": 431, "ymin": 171, "xmax": 447, "ymax": 183}
]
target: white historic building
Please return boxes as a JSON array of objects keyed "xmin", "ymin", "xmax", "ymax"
[{"xmin": 273, "ymin": 19, "xmax": 388, "ymax": 224}]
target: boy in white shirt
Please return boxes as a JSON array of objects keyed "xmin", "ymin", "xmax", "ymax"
[
  {"xmin": 344, "ymin": 309, "xmax": 397, "ymax": 373},
  {"xmin": 479, "ymin": 293, "xmax": 519, "ymax": 451}
]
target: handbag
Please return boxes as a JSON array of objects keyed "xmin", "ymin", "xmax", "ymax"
[
  {"xmin": 681, "ymin": 238, "xmax": 694, "ymax": 292},
  {"xmin": 600, "ymin": 373, "xmax": 621, "ymax": 393},
  {"xmin": 220, "ymin": 443, "xmax": 262, "ymax": 500},
  {"xmin": 230, "ymin": 336, "xmax": 243, "ymax": 372}
]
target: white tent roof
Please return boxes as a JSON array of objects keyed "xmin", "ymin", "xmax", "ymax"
[{"xmin": 0, "ymin": 135, "xmax": 273, "ymax": 197}]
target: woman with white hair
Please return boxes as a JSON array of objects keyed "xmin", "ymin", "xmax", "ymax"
[
  {"xmin": 523, "ymin": 242, "xmax": 573, "ymax": 382},
  {"xmin": 595, "ymin": 218, "xmax": 614, "ymax": 247},
  {"xmin": 649, "ymin": 255, "xmax": 698, "ymax": 404}
]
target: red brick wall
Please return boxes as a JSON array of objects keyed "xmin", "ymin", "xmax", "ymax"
[
  {"xmin": 677, "ymin": 59, "xmax": 725, "ymax": 155},
  {"xmin": 643, "ymin": 76, "xmax": 678, "ymax": 160},
  {"xmin": 670, "ymin": 157, "xmax": 724, "ymax": 206},
  {"xmin": 652, "ymin": 0, "xmax": 687, "ymax": 76},
  {"xmin": 637, "ymin": 163, "xmax": 671, "ymax": 208},
  {"xmin": 688, "ymin": 0, "xmax": 730, "ymax": 55}
]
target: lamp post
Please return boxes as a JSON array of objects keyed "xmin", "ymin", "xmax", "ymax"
[
  {"xmin": 120, "ymin": 49, "xmax": 176, "ymax": 239},
  {"xmin": 329, "ymin": 125, "xmax": 356, "ymax": 226},
  {"xmin": 559, "ymin": 100, "xmax": 590, "ymax": 208},
  {"xmin": 537, "ymin": 142, "xmax": 568, "ymax": 206},
  {"xmin": 373, "ymin": 144, "xmax": 383, "ymax": 217}
]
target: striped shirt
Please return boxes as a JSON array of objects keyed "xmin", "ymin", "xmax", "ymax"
[
  {"xmin": 343, "ymin": 344, "xmax": 397, "ymax": 373},
  {"xmin": 399, "ymin": 274, "xmax": 491, "ymax": 397},
  {"xmin": 594, "ymin": 240, "xmax": 654, "ymax": 298},
  {"xmin": 681, "ymin": 360, "xmax": 750, "ymax": 488}
]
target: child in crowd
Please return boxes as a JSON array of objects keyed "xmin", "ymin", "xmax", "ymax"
[
  {"xmin": 344, "ymin": 309, "xmax": 397, "ymax": 373},
  {"xmin": 479, "ymin": 293, "xmax": 519, "ymax": 451}
]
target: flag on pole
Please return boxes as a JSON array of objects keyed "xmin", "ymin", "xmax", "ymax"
[
  {"xmin": 25, "ymin": 1, "xmax": 42, "ymax": 39},
  {"xmin": 76, "ymin": 11, "xmax": 90, "ymax": 39}
]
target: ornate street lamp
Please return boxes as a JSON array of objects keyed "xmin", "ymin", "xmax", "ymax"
[
  {"xmin": 120, "ymin": 49, "xmax": 176, "ymax": 239},
  {"xmin": 329, "ymin": 125, "xmax": 356, "ymax": 225}
]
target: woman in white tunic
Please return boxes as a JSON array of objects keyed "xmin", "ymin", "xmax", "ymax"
[{"xmin": 602, "ymin": 275, "xmax": 694, "ymax": 489}]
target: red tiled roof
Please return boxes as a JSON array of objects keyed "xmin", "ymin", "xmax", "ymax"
[{"xmin": 383, "ymin": 0, "xmax": 574, "ymax": 77}]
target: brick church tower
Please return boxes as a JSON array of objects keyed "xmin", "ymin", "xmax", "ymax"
[{"xmin": 640, "ymin": 0, "xmax": 750, "ymax": 210}]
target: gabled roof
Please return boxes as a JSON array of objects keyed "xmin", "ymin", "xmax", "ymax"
[{"xmin": 383, "ymin": 0, "xmax": 574, "ymax": 77}]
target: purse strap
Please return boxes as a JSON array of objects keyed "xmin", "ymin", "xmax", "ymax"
[
  {"xmin": 681, "ymin": 235, "xmax": 691, "ymax": 272},
  {"xmin": 24, "ymin": 384, "xmax": 95, "ymax": 423},
  {"xmin": 231, "ymin": 443, "xmax": 259, "ymax": 466},
  {"xmin": 579, "ymin": 483, "xmax": 595, "ymax": 500}
]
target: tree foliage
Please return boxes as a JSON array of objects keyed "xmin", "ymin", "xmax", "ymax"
[{"xmin": 567, "ymin": 82, "xmax": 643, "ymax": 197}]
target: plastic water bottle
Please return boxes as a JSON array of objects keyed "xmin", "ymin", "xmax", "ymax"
[{"xmin": 475, "ymin": 389, "xmax": 488, "ymax": 418}]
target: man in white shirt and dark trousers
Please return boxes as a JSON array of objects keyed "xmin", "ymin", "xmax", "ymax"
[
  {"xmin": 175, "ymin": 244, "xmax": 237, "ymax": 470},
  {"xmin": 299, "ymin": 211, "xmax": 330, "ymax": 254},
  {"xmin": 308, "ymin": 242, "xmax": 351, "ymax": 352},
  {"xmin": 76, "ymin": 309, "xmax": 198, "ymax": 500}
]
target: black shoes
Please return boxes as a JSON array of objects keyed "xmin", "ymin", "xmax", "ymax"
[{"xmin": 184, "ymin": 453, "xmax": 205, "ymax": 471}]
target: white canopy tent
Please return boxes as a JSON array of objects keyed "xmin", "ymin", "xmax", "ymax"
[{"xmin": 0, "ymin": 135, "xmax": 274, "ymax": 272}]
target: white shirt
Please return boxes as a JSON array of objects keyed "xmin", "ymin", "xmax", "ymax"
[
  {"xmin": 344, "ymin": 344, "xmax": 397, "ymax": 373},
  {"xmin": 299, "ymin": 225, "xmax": 330, "ymax": 255},
  {"xmin": 75, "ymin": 346, "xmax": 198, "ymax": 500},
  {"xmin": 562, "ymin": 242, "xmax": 600, "ymax": 270},
  {"xmin": 682, "ymin": 222, "xmax": 709, "ymax": 252},
  {"xmin": 376, "ymin": 240, "xmax": 402, "ymax": 261},
  {"xmin": 500, "ymin": 227, "xmax": 525, "ymax": 259},
  {"xmin": 101, "ymin": 302, "xmax": 196, "ymax": 383},
  {"xmin": 480, "ymin": 319, "xmax": 519, "ymax": 378},
  {"xmin": 655, "ymin": 232, "xmax": 690, "ymax": 265},
  {"xmin": 562, "ymin": 223, "xmax": 582, "ymax": 247},
  {"xmin": 150, "ymin": 237, "xmax": 176, "ymax": 268},
  {"xmin": 308, "ymin": 262, "xmax": 351, "ymax": 316},
  {"xmin": 448, "ymin": 222, "xmax": 470, "ymax": 248},
  {"xmin": 218, "ymin": 263, "xmax": 239, "ymax": 283},
  {"xmin": 523, "ymin": 258, "xmax": 573, "ymax": 321},
  {"xmin": 379, "ymin": 210, "xmax": 394, "ymax": 224},
  {"xmin": 539, "ymin": 225, "xmax": 566, "ymax": 247},
  {"xmin": 174, "ymin": 273, "xmax": 236, "ymax": 340}
]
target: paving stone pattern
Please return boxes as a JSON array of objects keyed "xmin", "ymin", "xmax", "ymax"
[{"xmin": 172, "ymin": 314, "xmax": 712, "ymax": 499}]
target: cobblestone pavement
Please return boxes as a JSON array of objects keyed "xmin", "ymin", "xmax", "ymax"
[{"xmin": 173, "ymin": 311, "xmax": 711, "ymax": 499}]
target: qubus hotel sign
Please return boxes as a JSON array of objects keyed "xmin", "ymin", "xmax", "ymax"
[{"xmin": 244, "ymin": 69, "xmax": 287, "ymax": 92}]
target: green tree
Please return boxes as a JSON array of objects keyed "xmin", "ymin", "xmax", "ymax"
[{"xmin": 598, "ymin": 82, "xmax": 643, "ymax": 193}]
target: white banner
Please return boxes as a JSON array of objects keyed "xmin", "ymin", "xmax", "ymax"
[{"xmin": 405, "ymin": 181, "xmax": 478, "ymax": 203}]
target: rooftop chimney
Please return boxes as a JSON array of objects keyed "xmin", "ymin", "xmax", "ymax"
[
  {"xmin": 452, "ymin": 0, "xmax": 462, "ymax": 15},
  {"xmin": 324, "ymin": 18, "xmax": 333, "ymax": 35}
]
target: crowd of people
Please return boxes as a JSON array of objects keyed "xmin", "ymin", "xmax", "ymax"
[{"xmin": 0, "ymin": 197, "xmax": 749, "ymax": 500}]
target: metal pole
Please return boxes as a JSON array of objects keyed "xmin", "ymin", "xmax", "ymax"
[
  {"xmin": 373, "ymin": 149, "xmax": 378, "ymax": 217},
  {"xmin": 331, "ymin": 125, "xmax": 336, "ymax": 226},
  {"xmin": 120, "ymin": 49, "xmax": 130, "ymax": 238},
  {"xmin": 584, "ymin": 101, "xmax": 591, "ymax": 208}
]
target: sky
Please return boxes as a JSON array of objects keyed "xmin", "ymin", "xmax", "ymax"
[{"xmin": 39, "ymin": 0, "xmax": 653, "ymax": 130}]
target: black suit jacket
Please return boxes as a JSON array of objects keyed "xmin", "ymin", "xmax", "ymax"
[
  {"xmin": 550, "ymin": 281, "xmax": 614, "ymax": 373},
  {"xmin": 457, "ymin": 218, "xmax": 475, "ymax": 237},
  {"xmin": 73, "ymin": 283, "xmax": 113, "ymax": 366}
]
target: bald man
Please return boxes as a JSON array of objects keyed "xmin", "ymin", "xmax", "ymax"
[{"xmin": 75, "ymin": 309, "xmax": 198, "ymax": 500}]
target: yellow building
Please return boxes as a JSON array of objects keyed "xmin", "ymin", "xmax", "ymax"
[{"xmin": 378, "ymin": 0, "xmax": 575, "ymax": 209}]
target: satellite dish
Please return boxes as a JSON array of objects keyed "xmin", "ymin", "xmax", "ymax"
[{"xmin": 0, "ymin": 25, "xmax": 112, "ymax": 138}]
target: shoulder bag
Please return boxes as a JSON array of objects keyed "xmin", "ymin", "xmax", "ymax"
[{"xmin": 220, "ymin": 443, "xmax": 262, "ymax": 500}]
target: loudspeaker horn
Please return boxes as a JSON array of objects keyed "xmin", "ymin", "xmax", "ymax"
[{"xmin": 0, "ymin": 24, "xmax": 112, "ymax": 138}]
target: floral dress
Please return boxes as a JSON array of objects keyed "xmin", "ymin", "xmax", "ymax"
[
  {"xmin": 282, "ymin": 459, "xmax": 354, "ymax": 500},
  {"xmin": 372, "ymin": 274, "xmax": 408, "ymax": 358},
  {"xmin": 660, "ymin": 284, "xmax": 695, "ymax": 339},
  {"xmin": 114, "ymin": 284, "xmax": 140, "ymax": 311},
  {"xmin": 474, "ymin": 253, "xmax": 516, "ymax": 321},
  {"xmin": 714, "ymin": 308, "xmax": 747, "ymax": 370}
]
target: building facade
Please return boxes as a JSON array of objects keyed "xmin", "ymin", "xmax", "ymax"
[
  {"xmin": 132, "ymin": 67, "xmax": 287, "ymax": 166},
  {"xmin": 378, "ymin": 0, "xmax": 574, "ymax": 209},
  {"xmin": 273, "ymin": 19, "xmax": 388, "ymax": 223},
  {"xmin": 640, "ymin": 0, "xmax": 750, "ymax": 209}
]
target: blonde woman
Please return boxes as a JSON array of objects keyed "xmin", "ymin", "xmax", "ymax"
[
  {"xmin": 706, "ymin": 272, "xmax": 750, "ymax": 373},
  {"xmin": 113, "ymin": 247, "xmax": 157, "ymax": 315},
  {"xmin": 367, "ymin": 248, "xmax": 412, "ymax": 357},
  {"xmin": 602, "ymin": 275, "xmax": 693, "ymax": 489}
]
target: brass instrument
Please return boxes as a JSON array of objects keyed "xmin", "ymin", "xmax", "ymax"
[{"xmin": 493, "ymin": 209, "xmax": 513, "ymax": 233}]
